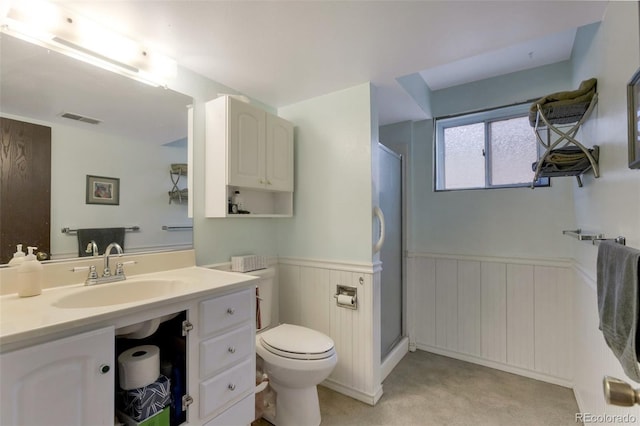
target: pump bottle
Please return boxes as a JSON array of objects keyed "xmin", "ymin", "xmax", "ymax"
[{"xmin": 17, "ymin": 246, "xmax": 43, "ymax": 297}]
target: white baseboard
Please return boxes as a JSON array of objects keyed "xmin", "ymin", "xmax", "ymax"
[
  {"xmin": 416, "ymin": 344, "xmax": 573, "ymax": 388},
  {"xmin": 321, "ymin": 379, "xmax": 383, "ymax": 406},
  {"xmin": 381, "ymin": 337, "xmax": 409, "ymax": 381}
]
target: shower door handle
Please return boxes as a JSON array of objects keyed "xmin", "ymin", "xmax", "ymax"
[{"xmin": 373, "ymin": 206, "xmax": 385, "ymax": 254}]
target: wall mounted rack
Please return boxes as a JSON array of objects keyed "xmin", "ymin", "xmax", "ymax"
[{"xmin": 562, "ymin": 229, "xmax": 626, "ymax": 246}]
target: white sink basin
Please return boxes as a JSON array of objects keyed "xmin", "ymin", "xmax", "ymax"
[{"xmin": 53, "ymin": 279, "xmax": 184, "ymax": 309}]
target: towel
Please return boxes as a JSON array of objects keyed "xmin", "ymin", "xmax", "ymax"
[
  {"xmin": 529, "ymin": 78, "xmax": 597, "ymax": 127},
  {"xmin": 531, "ymin": 146, "xmax": 599, "ymax": 173},
  {"xmin": 77, "ymin": 227, "xmax": 125, "ymax": 257},
  {"xmin": 597, "ymin": 241, "xmax": 640, "ymax": 382}
]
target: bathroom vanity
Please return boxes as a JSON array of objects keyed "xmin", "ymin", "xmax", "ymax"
[{"xmin": 0, "ymin": 266, "xmax": 257, "ymax": 426}]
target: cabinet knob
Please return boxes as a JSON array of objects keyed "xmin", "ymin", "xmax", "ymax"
[
  {"xmin": 227, "ymin": 308, "xmax": 235, "ymax": 315},
  {"xmin": 259, "ymin": 178, "xmax": 264, "ymax": 184},
  {"xmin": 228, "ymin": 346, "xmax": 236, "ymax": 354},
  {"xmin": 99, "ymin": 364, "xmax": 111, "ymax": 374},
  {"xmin": 267, "ymin": 180, "xmax": 272, "ymax": 185},
  {"xmin": 228, "ymin": 383, "xmax": 236, "ymax": 391}
]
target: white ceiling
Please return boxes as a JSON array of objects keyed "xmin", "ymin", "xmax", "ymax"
[{"xmin": 18, "ymin": 1, "xmax": 609, "ymax": 126}]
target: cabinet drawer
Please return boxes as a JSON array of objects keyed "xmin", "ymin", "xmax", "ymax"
[
  {"xmin": 203, "ymin": 394, "xmax": 254, "ymax": 426},
  {"xmin": 200, "ymin": 358, "xmax": 252, "ymax": 419},
  {"xmin": 200, "ymin": 289, "xmax": 252, "ymax": 337},
  {"xmin": 200, "ymin": 323, "xmax": 253, "ymax": 378}
]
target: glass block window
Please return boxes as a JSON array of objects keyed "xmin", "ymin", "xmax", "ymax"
[{"xmin": 434, "ymin": 102, "xmax": 549, "ymax": 191}]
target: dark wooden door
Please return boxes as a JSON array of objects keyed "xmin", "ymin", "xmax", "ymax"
[{"xmin": 0, "ymin": 117, "xmax": 51, "ymax": 264}]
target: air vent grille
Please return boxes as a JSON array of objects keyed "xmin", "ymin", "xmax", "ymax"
[{"xmin": 60, "ymin": 112, "xmax": 101, "ymax": 125}]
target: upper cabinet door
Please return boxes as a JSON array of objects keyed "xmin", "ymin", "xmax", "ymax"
[
  {"xmin": 228, "ymin": 99, "xmax": 266, "ymax": 189},
  {"xmin": 266, "ymin": 115, "xmax": 294, "ymax": 192}
]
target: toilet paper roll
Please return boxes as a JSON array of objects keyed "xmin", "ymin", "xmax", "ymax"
[
  {"xmin": 337, "ymin": 294, "xmax": 355, "ymax": 306},
  {"xmin": 118, "ymin": 345, "xmax": 160, "ymax": 390}
]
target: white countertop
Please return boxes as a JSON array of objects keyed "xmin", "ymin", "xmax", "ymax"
[{"xmin": 0, "ymin": 266, "xmax": 258, "ymax": 349}]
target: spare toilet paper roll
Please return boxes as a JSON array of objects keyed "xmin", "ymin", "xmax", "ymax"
[
  {"xmin": 118, "ymin": 345, "xmax": 160, "ymax": 390},
  {"xmin": 337, "ymin": 294, "xmax": 355, "ymax": 306}
]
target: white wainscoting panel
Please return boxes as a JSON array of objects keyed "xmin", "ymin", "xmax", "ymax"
[
  {"xmin": 277, "ymin": 258, "xmax": 382, "ymax": 405},
  {"xmin": 457, "ymin": 261, "xmax": 481, "ymax": 357},
  {"xmin": 409, "ymin": 253, "xmax": 573, "ymax": 386},
  {"xmin": 480, "ymin": 262, "xmax": 507, "ymax": 363},
  {"xmin": 506, "ymin": 264, "xmax": 535, "ymax": 370}
]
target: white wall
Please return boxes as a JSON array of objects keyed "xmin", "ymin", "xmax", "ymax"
[
  {"xmin": 277, "ymin": 83, "xmax": 375, "ymax": 263},
  {"xmin": 1, "ymin": 112, "xmax": 192, "ymax": 259},
  {"xmin": 569, "ymin": 2, "xmax": 640, "ymax": 417}
]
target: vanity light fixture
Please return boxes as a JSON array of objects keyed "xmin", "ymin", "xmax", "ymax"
[{"xmin": 0, "ymin": 0, "xmax": 177, "ymax": 87}]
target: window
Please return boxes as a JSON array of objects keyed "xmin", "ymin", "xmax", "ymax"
[{"xmin": 434, "ymin": 102, "xmax": 549, "ymax": 191}]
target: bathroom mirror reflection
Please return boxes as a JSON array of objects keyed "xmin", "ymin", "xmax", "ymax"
[{"xmin": 0, "ymin": 33, "xmax": 193, "ymax": 264}]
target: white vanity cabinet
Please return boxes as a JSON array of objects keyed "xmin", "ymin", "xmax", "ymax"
[
  {"xmin": 0, "ymin": 276, "xmax": 257, "ymax": 426},
  {"xmin": 0, "ymin": 326, "xmax": 115, "ymax": 426},
  {"xmin": 205, "ymin": 95, "xmax": 294, "ymax": 217},
  {"xmin": 193, "ymin": 287, "xmax": 255, "ymax": 424}
]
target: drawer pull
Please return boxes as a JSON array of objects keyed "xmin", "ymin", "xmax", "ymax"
[
  {"xmin": 99, "ymin": 364, "xmax": 111, "ymax": 374},
  {"xmin": 227, "ymin": 308, "xmax": 235, "ymax": 315},
  {"xmin": 228, "ymin": 346, "xmax": 236, "ymax": 354},
  {"xmin": 228, "ymin": 383, "xmax": 236, "ymax": 391}
]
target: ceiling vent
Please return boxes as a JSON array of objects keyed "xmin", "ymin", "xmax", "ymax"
[{"xmin": 60, "ymin": 112, "xmax": 101, "ymax": 125}]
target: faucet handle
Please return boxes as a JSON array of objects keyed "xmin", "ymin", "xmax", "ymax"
[
  {"xmin": 72, "ymin": 265, "xmax": 98, "ymax": 285},
  {"xmin": 115, "ymin": 261, "xmax": 137, "ymax": 276}
]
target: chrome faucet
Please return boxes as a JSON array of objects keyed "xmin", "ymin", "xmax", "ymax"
[
  {"xmin": 72, "ymin": 242, "xmax": 136, "ymax": 286},
  {"xmin": 103, "ymin": 242, "xmax": 123, "ymax": 277},
  {"xmin": 85, "ymin": 240, "xmax": 99, "ymax": 256}
]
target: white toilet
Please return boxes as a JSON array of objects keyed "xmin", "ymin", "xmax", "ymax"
[{"xmin": 253, "ymin": 268, "xmax": 337, "ymax": 426}]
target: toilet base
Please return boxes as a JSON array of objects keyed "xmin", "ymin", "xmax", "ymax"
[{"xmin": 267, "ymin": 381, "xmax": 321, "ymax": 426}]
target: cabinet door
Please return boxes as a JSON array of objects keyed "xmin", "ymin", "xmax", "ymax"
[
  {"xmin": 266, "ymin": 114, "xmax": 294, "ymax": 192},
  {"xmin": 1, "ymin": 327, "xmax": 115, "ymax": 426},
  {"xmin": 228, "ymin": 98, "xmax": 266, "ymax": 189}
]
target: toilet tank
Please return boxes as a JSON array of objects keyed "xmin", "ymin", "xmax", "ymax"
[{"xmin": 250, "ymin": 267, "xmax": 276, "ymax": 331}]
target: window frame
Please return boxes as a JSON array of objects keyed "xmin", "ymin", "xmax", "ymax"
[{"xmin": 434, "ymin": 102, "xmax": 549, "ymax": 191}]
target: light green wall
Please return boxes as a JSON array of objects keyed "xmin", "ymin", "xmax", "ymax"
[
  {"xmin": 277, "ymin": 83, "xmax": 375, "ymax": 263},
  {"xmin": 569, "ymin": 3, "xmax": 640, "ymax": 274},
  {"xmin": 381, "ymin": 63, "xmax": 584, "ymax": 259}
]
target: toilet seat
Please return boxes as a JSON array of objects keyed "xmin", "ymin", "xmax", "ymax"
[{"xmin": 259, "ymin": 324, "xmax": 335, "ymax": 360}]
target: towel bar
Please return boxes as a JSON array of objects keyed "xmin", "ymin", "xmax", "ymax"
[
  {"xmin": 62, "ymin": 226, "xmax": 140, "ymax": 235},
  {"xmin": 563, "ymin": 229, "xmax": 626, "ymax": 246},
  {"xmin": 162, "ymin": 225, "xmax": 193, "ymax": 231}
]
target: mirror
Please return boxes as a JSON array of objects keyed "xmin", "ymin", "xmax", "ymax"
[{"xmin": 0, "ymin": 33, "xmax": 193, "ymax": 263}]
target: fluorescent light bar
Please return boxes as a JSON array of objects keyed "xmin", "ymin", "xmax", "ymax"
[{"xmin": 1, "ymin": 0, "xmax": 176, "ymax": 88}]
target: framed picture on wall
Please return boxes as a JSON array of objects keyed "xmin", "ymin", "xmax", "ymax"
[
  {"xmin": 86, "ymin": 175, "xmax": 120, "ymax": 205},
  {"xmin": 628, "ymin": 67, "xmax": 640, "ymax": 169}
]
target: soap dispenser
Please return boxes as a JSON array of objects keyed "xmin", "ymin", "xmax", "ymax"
[
  {"xmin": 17, "ymin": 246, "xmax": 43, "ymax": 297},
  {"xmin": 7, "ymin": 244, "xmax": 26, "ymax": 267}
]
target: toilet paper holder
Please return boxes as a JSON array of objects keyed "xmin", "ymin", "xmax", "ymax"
[{"xmin": 334, "ymin": 285, "xmax": 357, "ymax": 310}]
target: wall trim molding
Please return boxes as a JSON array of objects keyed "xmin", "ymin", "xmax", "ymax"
[
  {"xmin": 408, "ymin": 251, "xmax": 572, "ymax": 268},
  {"xmin": 574, "ymin": 261, "xmax": 597, "ymax": 291},
  {"xmin": 381, "ymin": 336, "xmax": 409, "ymax": 381},
  {"xmin": 416, "ymin": 344, "xmax": 573, "ymax": 389},
  {"xmin": 322, "ymin": 379, "xmax": 383, "ymax": 406},
  {"xmin": 278, "ymin": 256, "xmax": 376, "ymax": 273}
]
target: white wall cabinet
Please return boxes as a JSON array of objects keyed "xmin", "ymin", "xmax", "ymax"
[
  {"xmin": 0, "ymin": 326, "xmax": 115, "ymax": 426},
  {"xmin": 205, "ymin": 95, "xmax": 294, "ymax": 217}
]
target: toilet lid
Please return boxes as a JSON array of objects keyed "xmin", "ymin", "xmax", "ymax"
[{"xmin": 260, "ymin": 324, "xmax": 335, "ymax": 360}]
